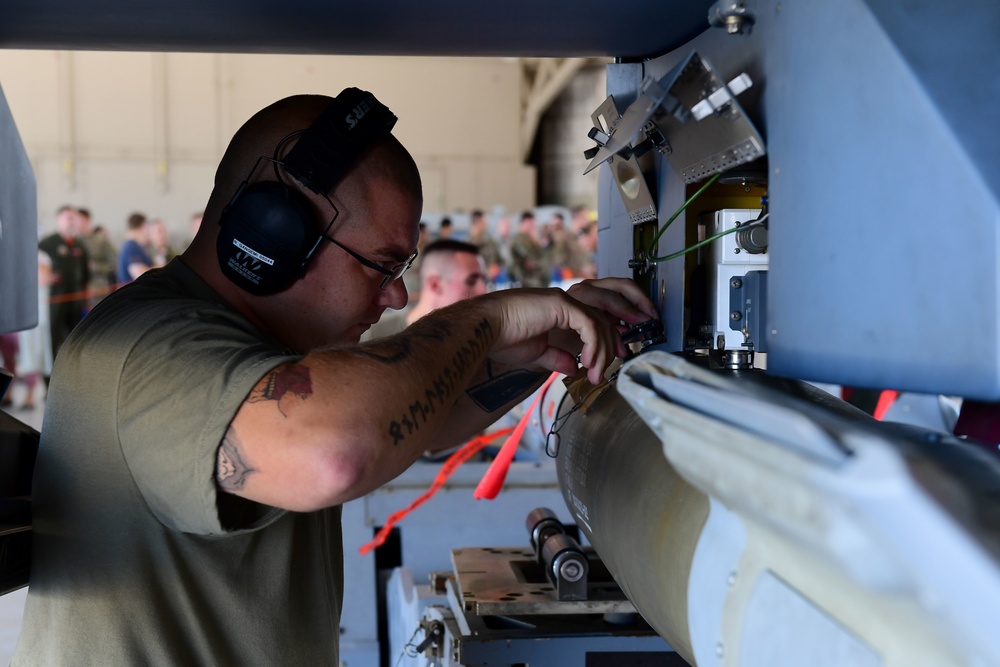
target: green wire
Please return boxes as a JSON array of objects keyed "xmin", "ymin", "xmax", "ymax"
[
  {"xmin": 654, "ymin": 219, "xmax": 768, "ymax": 263},
  {"xmin": 646, "ymin": 171, "xmax": 721, "ymax": 259}
]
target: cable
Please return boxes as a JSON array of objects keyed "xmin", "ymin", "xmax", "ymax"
[
  {"xmin": 394, "ymin": 624, "xmax": 423, "ymax": 667},
  {"xmin": 652, "ymin": 213, "xmax": 768, "ymax": 264},
  {"xmin": 646, "ymin": 171, "xmax": 721, "ymax": 256}
]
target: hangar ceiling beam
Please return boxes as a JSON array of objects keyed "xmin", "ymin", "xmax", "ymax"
[{"xmin": 519, "ymin": 57, "xmax": 601, "ymax": 161}]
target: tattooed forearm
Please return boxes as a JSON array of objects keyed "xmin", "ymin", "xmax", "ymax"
[
  {"xmin": 217, "ymin": 427, "xmax": 257, "ymax": 491},
  {"xmin": 247, "ymin": 363, "xmax": 313, "ymax": 416},
  {"xmin": 387, "ymin": 317, "xmax": 493, "ymax": 446}
]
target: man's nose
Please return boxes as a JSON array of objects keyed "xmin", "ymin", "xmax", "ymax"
[{"xmin": 378, "ymin": 278, "xmax": 408, "ymax": 310}]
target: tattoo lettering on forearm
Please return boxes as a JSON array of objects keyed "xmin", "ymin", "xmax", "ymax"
[
  {"xmin": 217, "ymin": 427, "xmax": 257, "ymax": 491},
  {"xmin": 248, "ymin": 363, "xmax": 313, "ymax": 416},
  {"xmin": 387, "ymin": 318, "xmax": 492, "ymax": 446}
]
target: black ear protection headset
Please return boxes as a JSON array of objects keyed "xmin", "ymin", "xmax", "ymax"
[{"xmin": 216, "ymin": 88, "xmax": 397, "ymax": 295}]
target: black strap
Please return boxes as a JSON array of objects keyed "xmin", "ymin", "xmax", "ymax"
[{"xmin": 282, "ymin": 87, "xmax": 397, "ymax": 195}]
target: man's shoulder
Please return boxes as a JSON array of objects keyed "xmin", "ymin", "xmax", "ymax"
[
  {"xmin": 38, "ymin": 233, "xmax": 61, "ymax": 249},
  {"xmin": 120, "ymin": 238, "xmax": 144, "ymax": 253},
  {"xmin": 81, "ymin": 233, "xmax": 115, "ymax": 253},
  {"xmin": 98, "ymin": 263, "xmax": 224, "ymax": 316}
]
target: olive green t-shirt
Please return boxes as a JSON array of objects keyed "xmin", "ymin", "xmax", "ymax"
[{"xmin": 13, "ymin": 259, "xmax": 344, "ymax": 665}]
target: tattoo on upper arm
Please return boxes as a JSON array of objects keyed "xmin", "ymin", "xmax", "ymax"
[
  {"xmin": 248, "ymin": 363, "xmax": 313, "ymax": 416},
  {"xmin": 217, "ymin": 426, "xmax": 257, "ymax": 492},
  {"xmin": 386, "ymin": 318, "xmax": 492, "ymax": 446}
]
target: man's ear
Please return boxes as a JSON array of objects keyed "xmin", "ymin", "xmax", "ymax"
[{"xmin": 426, "ymin": 274, "xmax": 443, "ymax": 294}]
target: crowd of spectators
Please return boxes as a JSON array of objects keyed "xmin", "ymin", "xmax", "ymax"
[
  {"xmin": 0, "ymin": 206, "xmax": 200, "ymax": 409},
  {"xmin": 419, "ymin": 204, "xmax": 598, "ymax": 296},
  {"xmin": 1, "ymin": 201, "xmax": 597, "ymax": 410}
]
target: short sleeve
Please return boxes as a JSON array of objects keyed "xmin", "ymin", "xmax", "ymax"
[{"xmin": 117, "ymin": 304, "xmax": 299, "ymax": 535}]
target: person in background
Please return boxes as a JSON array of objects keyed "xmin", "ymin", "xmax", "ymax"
[
  {"xmin": 38, "ymin": 205, "xmax": 89, "ymax": 364},
  {"xmin": 494, "ymin": 215, "xmax": 515, "ymax": 286},
  {"xmin": 402, "ymin": 220, "xmax": 431, "ymax": 299},
  {"xmin": 77, "ymin": 207, "xmax": 119, "ymax": 310},
  {"xmin": 545, "ymin": 212, "xmax": 595, "ymax": 282},
  {"xmin": 362, "ymin": 239, "xmax": 488, "ymax": 340},
  {"xmin": 508, "ymin": 210, "xmax": 547, "ymax": 288},
  {"xmin": 577, "ymin": 220, "xmax": 599, "ymax": 279},
  {"xmin": 437, "ymin": 216, "xmax": 453, "ymax": 240},
  {"xmin": 570, "ymin": 204, "xmax": 592, "ymax": 236},
  {"xmin": 116, "ymin": 212, "xmax": 162, "ymax": 284},
  {"xmin": 467, "ymin": 209, "xmax": 504, "ymax": 283},
  {"xmin": 1, "ymin": 253, "xmax": 56, "ymax": 410},
  {"xmin": 496, "ymin": 215, "xmax": 512, "ymax": 246},
  {"xmin": 148, "ymin": 217, "xmax": 181, "ymax": 266},
  {"xmin": 189, "ymin": 211, "xmax": 204, "ymax": 243},
  {"xmin": 16, "ymin": 252, "xmax": 56, "ymax": 410},
  {"xmin": 543, "ymin": 212, "xmax": 571, "ymax": 281}
]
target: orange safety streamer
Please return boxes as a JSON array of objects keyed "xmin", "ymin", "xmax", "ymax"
[
  {"xmin": 47, "ymin": 282, "xmax": 126, "ymax": 305},
  {"xmin": 873, "ymin": 389, "xmax": 900, "ymax": 421},
  {"xmin": 358, "ymin": 426, "xmax": 515, "ymax": 555},
  {"xmin": 473, "ymin": 371, "xmax": 560, "ymax": 501}
]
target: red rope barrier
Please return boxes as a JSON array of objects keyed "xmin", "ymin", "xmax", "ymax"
[
  {"xmin": 358, "ymin": 426, "xmax": 516, "ymax": 555},
  {"xmin": 47, "ymin": 282, "xmax": 127, "ymax": 305}
]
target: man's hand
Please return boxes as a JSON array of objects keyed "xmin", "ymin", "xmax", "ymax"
[
  {"xmin": 486, "ymin": 278, "xmax": 658, "ymax": 384},
  {"xmin": 565, "ymin": 277, "xmax": 659, "ymax": 333}
]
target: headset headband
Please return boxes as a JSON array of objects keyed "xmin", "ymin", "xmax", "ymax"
[{"xmin": 282, "ymin": 87, "xmax": 398, "ymax": 196}]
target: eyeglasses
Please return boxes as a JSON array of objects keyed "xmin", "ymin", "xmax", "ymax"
[{"xmin": 324, "ymin": 236, "xmax": 418, "ymax": 289}]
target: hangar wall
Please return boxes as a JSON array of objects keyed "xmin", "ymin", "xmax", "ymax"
[{"xmin": 0, "ymin": 51, "xmax": 540, "ymax": 246}]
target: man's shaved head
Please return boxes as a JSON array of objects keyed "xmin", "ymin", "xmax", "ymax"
[
  {"xmin": 181, "ymin": 92, "xmax": 424, "ymax": 352},
  {"xmin": 203, "ymin": 94, "xmax": 421, "ymax": 236}
]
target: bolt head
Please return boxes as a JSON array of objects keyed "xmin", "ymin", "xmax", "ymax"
[{"xmin": 561, "ymin": 561, "xmax": 584, "ymax": 582}]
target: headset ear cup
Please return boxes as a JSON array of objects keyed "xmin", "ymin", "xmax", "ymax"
[{"xmin": 216, "ymin": 181, "xmax": 319, "ymax": 295}]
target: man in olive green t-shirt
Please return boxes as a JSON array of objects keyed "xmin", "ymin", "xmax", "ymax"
[{"xmin": 14, "ymin": 90, "xmax": 656, "ymax": 665}]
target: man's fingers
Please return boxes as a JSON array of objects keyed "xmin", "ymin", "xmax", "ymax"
[
  {"xmin": 489, "ymin": 284, "xmax": 638, "ymax": 382},
  {"xmin": 568, "ymin": 301, "xmax": 621, "ymax": 383},
  {"xmin": 533, "ymin": 346, "xmax": 580, "ymax": 378},
  {"xmin": 567, "ymin": 278, "xmax": 658, "ymax": 323}
]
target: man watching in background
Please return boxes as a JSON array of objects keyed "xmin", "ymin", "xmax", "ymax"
[
  {"xmin": 363, "ymin": 239, "xmax": 488, "ymax": 340},
  {"xmin": 76, "ymin": 207, "xmax": 118, "ymax": 310},
  {"xmin": 467, "ymin": 209, "xmax": 504, "ymax": 282},
  {"xmin": 116, "ymin": 212, "xmax": 163, "ymax": 284},
  {"xmin": 38, "ymin": 205, "xmax": 89, "ymax": 363}
]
